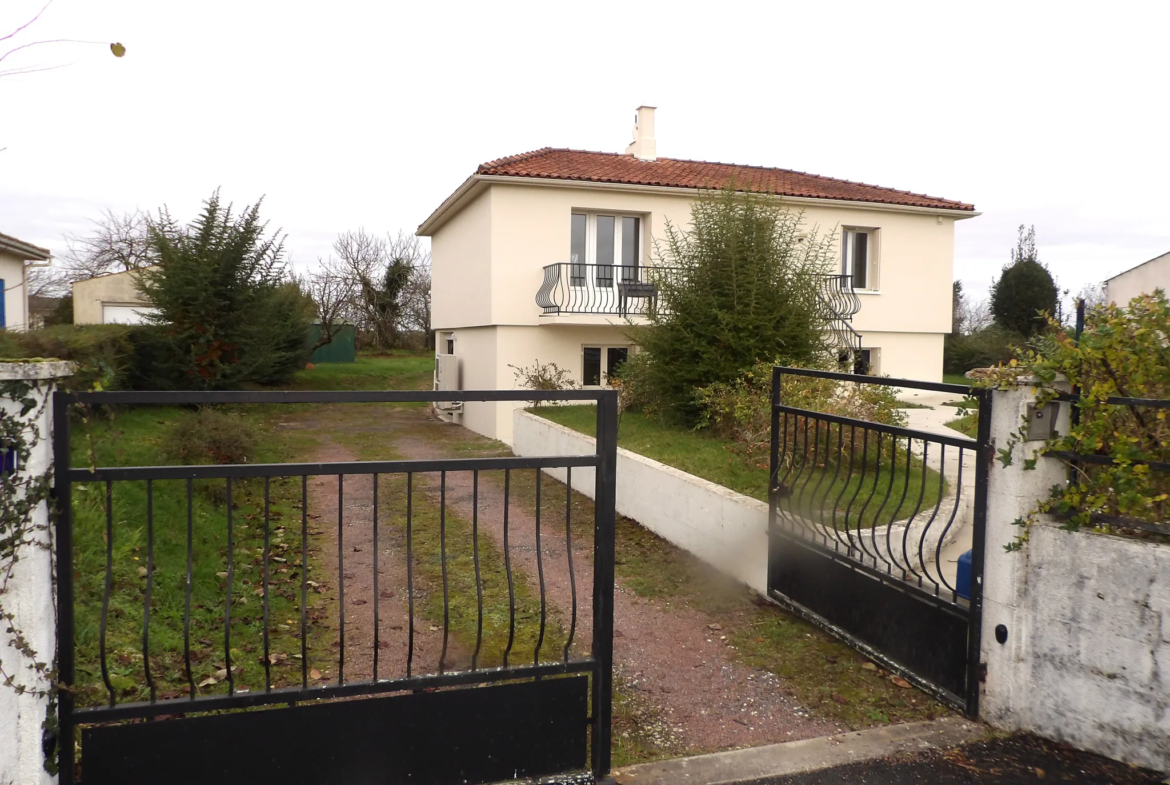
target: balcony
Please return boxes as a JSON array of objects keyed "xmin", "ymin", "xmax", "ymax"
[
  {"xmin": 536, "ymin": 263, "xmax": 676, "ymax": 318},
  {"xmin": 536, "ymin": 263, "xmax": 864, "ymax": 354}
]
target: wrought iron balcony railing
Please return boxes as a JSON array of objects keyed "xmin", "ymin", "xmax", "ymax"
[
  {"xmin": 535, "ymin": 263, "xmax": 863, "ymax": 355},
  {"xmin": 536, "ymin": 263, "xmax": 677, "ymax": 317}
]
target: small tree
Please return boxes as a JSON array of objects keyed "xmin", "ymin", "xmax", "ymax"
[
  {"xmin": 138, "ymin": 190, "xmax": 310, "ymax": 389},
  {"xmin": 990, "ymin": 225, "xmax": 1058, "ymax": 337},
  {"xmin": 631, "ymin": 186, "xmax": 835, "ymax": 421}
]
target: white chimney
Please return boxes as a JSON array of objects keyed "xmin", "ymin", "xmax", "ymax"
[{"xmin": 625, "ymin": 106, "xmax": 657, "ymax": 161}]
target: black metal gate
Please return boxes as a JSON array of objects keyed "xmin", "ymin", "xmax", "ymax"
[
  {"xmin": 767, "ymin": 367, "xmax": 990, "ymax": 714},
  {"xmin": 53, "ymin": 389, "xmax": 618, "ymax": 785}
]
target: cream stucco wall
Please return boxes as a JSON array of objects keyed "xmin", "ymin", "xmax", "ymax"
[
  {"xmin": 1106, "ymin": 252, "xmax": 1170, "ymax": 305},
  {"xmin": 71, "ymin": 268, "xmax": 150, "ymax": 324},
  {"xmin": 0, "ymin": 251, "xmax": 29, "ymax": 331},
  {"xmin": 431, "ymin": 190, "xmax": 493, "ymax": 328},
  {"xmin": 426, "ymin": 177, "xmax": 965, "ymax": 443}
]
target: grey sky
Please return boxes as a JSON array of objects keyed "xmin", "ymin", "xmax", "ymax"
[{"xmin": 2, "ymin": 0, "xmax": 1168, "ymax": 302}]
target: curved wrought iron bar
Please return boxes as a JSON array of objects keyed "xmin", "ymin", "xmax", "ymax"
[
  {"xmin": 842, "ymin": 428, "xmax": 870, "ymax": 558},
  {"xmin": 934, "ymin": 450, "xmax": 967, "ymax": 597},
  {"xmin": 916, "ymin": 445, "xmax": 948, "ymax": 593},
  {"xmin": 854, "ymin": 432, "xmax": 884, "ymax": 564},
  {"xmin": 868, "ymin": 434, "xmax": 901, "ymax": 572},
  {"xmin": 901, "ymin": 441, "xmax": 931, "ymax": 580},
  {"xmin": 830, "ymin": 425, "xmax": 858, "ymax": 552},
  {"xmin": 807, "ymin": 419, "xmax": 836, "ymax": 548},
  {"xmin": 793, "ymin": 417, "xmax": 825, "ymax": 543},
  {"xmin": 884, "ymin": 437, "xmax": 916, "ymax": 574},
  {"xmin": 780, "ymin": 416, "xmax": 815, "ymax": 538},
  {"xmin": 819, "ymin": 422, "xmax": 850, "ymax": 552}
]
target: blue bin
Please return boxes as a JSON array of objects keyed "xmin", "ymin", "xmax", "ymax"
[{"xmin": 956, "ymin": 549, "xmax": 973, "ymax": 600}]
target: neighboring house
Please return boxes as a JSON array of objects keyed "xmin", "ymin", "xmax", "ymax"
[
  {"xmin": 1105, "ymin": 251, "xmax": 1170, "ymax": 305},
  {"xmin": 0, "ymin": 232, "xmax": 52, "ymax": 331},
  {"xmin": 419, "ymin": 107, "xmax": 978, "ymax": 443},
  {"xmin": 72, "ymin": 268, "xmax": 158, "ymax": 324}
]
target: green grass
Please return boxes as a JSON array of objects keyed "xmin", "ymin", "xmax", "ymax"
[
  {"xmin": 943, "ymin": 373, "xmax": 970, "ymax": 386},
  {"xmin": 70, "ymin": 407, "xmax": 328, "ymax": 706},
  {"xmin": 531, "ymin": 406, "xmax": 944, "ymax": 527},
  {"xmin": 946, "ymin": 412, "xmax": 979, "ymax": 439},
  {"xmin": 285, "ymin": 353, "xmax": 433, "ymax": 391},
  {"xmin": 895, "ymin": 400, "xmax": 933, "ymax": 410}
]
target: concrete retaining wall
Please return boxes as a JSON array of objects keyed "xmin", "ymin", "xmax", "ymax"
[{"xmin": 513, "ymin": 409, "xmax": 769, "ymax": 594}]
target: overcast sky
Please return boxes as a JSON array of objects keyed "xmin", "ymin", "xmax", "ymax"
[{"xmin": 3, "ymin": 0, "xmax": 1168, "ymax": 303}]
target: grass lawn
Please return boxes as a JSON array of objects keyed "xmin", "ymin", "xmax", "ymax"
[
  {"xmin": 943, "ymin": 373, "xmax": 971, "ymax": 386},
  {"xmin": 946, "ymin": 412, "xmax": 979, "ymax": 439},
  {"xmin": 70, "ymin": 407, "xmax": 328, "ymax": 706},
  {"xmin": 286, "ymin": 352, "xmax": 433, "ymax": 391},
  {"xmin": 530, "ymin": 406, "xmax": 944, "ymax": 527}
]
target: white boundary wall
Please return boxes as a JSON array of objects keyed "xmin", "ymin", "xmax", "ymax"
[
  {"xmin": 513, "ymin": 410, "xmax": 769, "ymax": 594},
  {"xmin": 981, "ymin": 378, "xmax": 1170, "ymax": 772}
]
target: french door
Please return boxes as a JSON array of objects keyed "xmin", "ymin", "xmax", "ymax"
[{"xmin": 570, "ymin": 213, "xmax": 641, "ymax": 288}]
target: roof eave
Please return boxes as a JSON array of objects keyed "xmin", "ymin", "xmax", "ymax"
[{"xmin": 0, "ymin": 234, "xmax": 51, "ymax": 261}]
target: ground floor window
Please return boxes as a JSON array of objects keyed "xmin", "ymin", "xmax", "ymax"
[
  {"xmin": 582, "ymin": 345, "xmax": 629, "ymax": 386},
  {"xmin": 853, "ymin": 348, "xmax": 880, "ymax": 376}
]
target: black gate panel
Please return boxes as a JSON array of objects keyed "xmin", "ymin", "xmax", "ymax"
[
  {"xmin": 767, "ymin": 367, "xmax": 990, "ymax": 715},
  {"xmin": 81, "ymin": 676, "xmax": 589, "ymax": 785},
  {"xmin": 770, "ymin": 538, "xmax": 969, "ymax": 698}
]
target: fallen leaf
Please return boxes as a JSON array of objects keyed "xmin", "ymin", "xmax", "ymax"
[
  {"xmin": 352, "ymin": 599, "xmax": 367, "ymax": 606},
  {"xmin": 110, "ymin": 42, "xmax": 126, "ymax": 58},
  {"xmin": 831, "ymin": 693, "xmax": 850, "ymax": 705},
  {"xmin": 861, "ymin": 662, "xmax": 878, "ymax": 671},
  {"xmin": 890, "ymin": 676, "xmax": 912, "ymax": 688},
  {"xmin": 1035, "ymin": 768, "xmax": 1045, "ymax": 779},
  {"xmin": 214, "ymin": 668, "xmax": 228, "ymax": 680},
  {"xmin": 138, "ymin": 566, "xmax": 148, "ymax": 578},
  {"xmin": 216, "ymin": 571, "xmax": 228, "ymax": 579},
  {"xmin": 707, "ymin": 623, "xmax": 722, "ymax": 631},
  {"xmin": 310, "ymin": 668, "xmax": 322, "ymax": 680},
  {"xmin": 197, "ymin": 676, "xmax": 218, "ymax": 687}
]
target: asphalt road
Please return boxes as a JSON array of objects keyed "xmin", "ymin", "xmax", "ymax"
[{"xmin": 749, "ymin": 734, "xmax": 1165, "ymax": 785}]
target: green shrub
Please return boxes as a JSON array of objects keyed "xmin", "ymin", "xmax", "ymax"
[
  {"xmin": 695, "ymin": 360, "xmax": 906, "ymax": 465},
  {"xmin": 630, "ymin": 186, "xmax": 836, "ymax": 422},
  {"xmin": 161, "ymin": 408, "xmax": 259, "ymax": 465},
  {"xmin": 944, "ymin": 325, "xmax": 1021, "ymax": 375},
  {"xmin": 0, "ymin": 324, "xmax": 134, "ymax": 390}
]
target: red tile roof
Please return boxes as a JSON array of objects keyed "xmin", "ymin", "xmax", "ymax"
[{"xmin": 476, "ymin": 148, "xmax": 974, "ymax": 212}]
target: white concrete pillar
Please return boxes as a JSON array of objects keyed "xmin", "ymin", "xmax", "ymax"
[
  {"xmin": 978, "ymin": 374, "xmax": 1069, "ymax": 730},
  {"xmin": 0, "ymin": 361, "xmax": 73, "ymax": 785}
]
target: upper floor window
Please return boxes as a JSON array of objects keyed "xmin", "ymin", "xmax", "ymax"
[
  {"xmin": 570, "ymin": 213, "xmax": 641, "ymax": 286},
  {"xmin": 842, "ymin": 228, "xmax": 877, "ymax": 290}
]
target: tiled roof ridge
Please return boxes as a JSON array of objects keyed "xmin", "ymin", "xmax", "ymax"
[{"xmin": 474, "ymin": 147, "xmax": 973, "ymax": 211}]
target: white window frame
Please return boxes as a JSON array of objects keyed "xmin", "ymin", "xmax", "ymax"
[
  {"xmin": 855, "ymin": 347, "xmax": 881, "ymax": 376},
  {"xmin": 581, "ymin": 344, "xmax": 631, "ymax": 388},
  {"xmin": 842, "ymin": 227, "xmax": 879, "ymax": 292},
  {"xmin": 570, "ymin": 212, "xmax": 643, "ymax": 286}
]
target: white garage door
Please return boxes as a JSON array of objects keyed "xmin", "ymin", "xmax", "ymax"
[{"xmin": 102, "ymin": 304, "xmax": 158, "ymax": 325}]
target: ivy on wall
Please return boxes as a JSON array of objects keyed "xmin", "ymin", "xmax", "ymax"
[{"xmin": 978, "ymin": 292, "xmax": 1170, "ymax": 550}]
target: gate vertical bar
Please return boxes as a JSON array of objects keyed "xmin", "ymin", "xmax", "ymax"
[
  {"xmin": 590, "ymin": 390, "xmax": 617, "ymax": 781},
  {"xmin": 53, "ymin": 391, "xmax": 75, "ymax": 785},
  {"xmin": 965, "ymin": 387, "xmax": 992, "ymax": 718},
  {"xmin": 767, "ymin": 366, "xmax": 782, "ymax": 592}
]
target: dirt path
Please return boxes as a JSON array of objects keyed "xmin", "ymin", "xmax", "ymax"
[
  {"xmin": 287, "ymin": 404, "xmax": 838, "ymax": 753},
  {"xmin": 297, "ymin": 435, "xmax": 449, "ymax": 684}
]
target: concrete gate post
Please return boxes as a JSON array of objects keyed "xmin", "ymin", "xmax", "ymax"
[
  {"xmin": 0, "ymin": 361, "xmax": 74, "ymax": 785},
  {"xmin": 977, "ymin": 373, "xmax": 1069, "ymax": 729}
]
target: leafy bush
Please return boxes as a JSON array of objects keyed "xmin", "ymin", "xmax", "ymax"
[
  {"xmin": 695, "ymin": 360, "xmax": 906, "ymax": 464},
  {"xmin": 509, "ymin": 360, "xmax": 577, "ymax": 405},
  {"xmin": 631, "ymin": 186, "xmax": 836, "ymax": 422},
  {"xmin": 0, "ymin": 324, "xmax": 134, "ymax": 391},
  {"xmin": 139, "ymin": 191, "xmax": 312, "ymax": 389},
  {"xmin": 984, "ymin": 291, "xmax": 1170, "ymax": 541},
  {"xmin": 944, "ymin": 325, "xmax": 1021, "ymax": 375},
  {"xmin": 162, "ymin": 408, "xmax": 259, "ymax": 465}
]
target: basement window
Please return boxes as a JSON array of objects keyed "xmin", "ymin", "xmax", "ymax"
[{"xmin": 582, "ymin": 345, "xmax": 629, "ymax": 387}]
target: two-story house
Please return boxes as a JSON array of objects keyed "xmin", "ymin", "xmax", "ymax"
[{"xmin": 419, "ymin": 107, "xmax": 977, "ymax": 443}]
